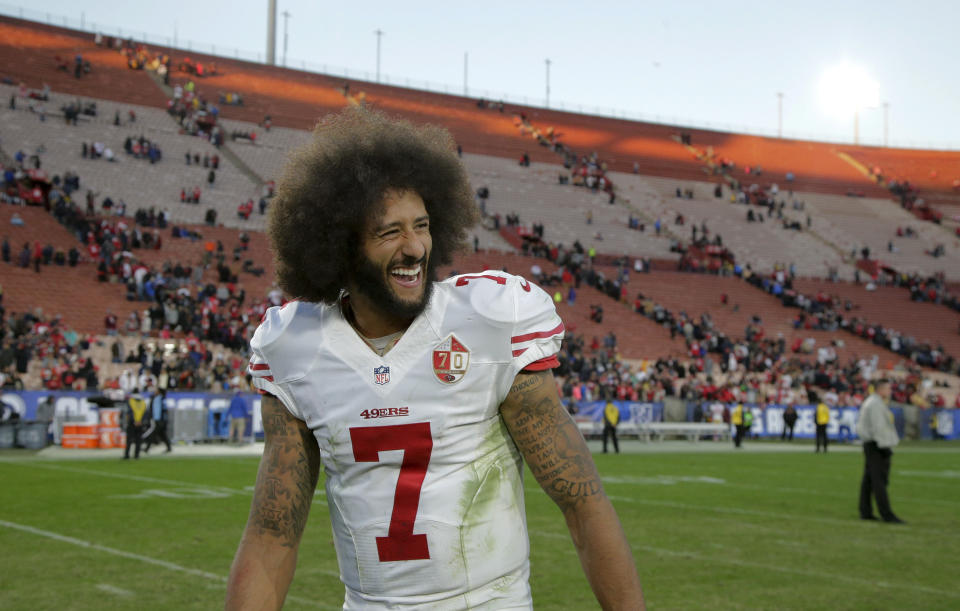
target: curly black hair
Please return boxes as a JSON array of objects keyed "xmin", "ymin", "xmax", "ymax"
[{"xmin": 267, "ymin": 107, "xmax": 478, "ymax": 304}]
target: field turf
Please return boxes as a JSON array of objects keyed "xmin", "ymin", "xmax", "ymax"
[{"xmin": 1, "ymin": 440, "xmax": 958, "ymax": 610}]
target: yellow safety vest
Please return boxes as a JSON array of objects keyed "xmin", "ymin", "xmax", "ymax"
[
  {"xmin": 816, "ymin": 403, "xmax": 830, "ymax": 425},
  {"xmin": 128, "ymin": 398, "xmax": 147, "ymax": 425},
  {"xmin": 604, "ymin": 402, "xmax": 620, "ymax": 426},
  {"xmin": 732, "ymin": 404, "xmax": 743, "ymax": 426}
]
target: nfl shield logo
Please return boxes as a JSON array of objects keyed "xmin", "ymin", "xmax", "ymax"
[
  {"xmin": 432, "ymin": 335, "xmax": 470, "ymax": 384},
  {"xmin": 373, "ymin": 365, "xmax": 390, "ymax": 385}
]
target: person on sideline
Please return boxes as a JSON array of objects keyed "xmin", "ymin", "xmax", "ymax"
[
  {"xmin": 732, "ymin": 402, "xmax": 745, "ymax": 448},
  {"xmin": 143, "ymin": 387, "xmax": 172, "ymax": 453},
  {"xmin": 857, "ymin": 380, "xmax": 904, "ymax": 524},
  {"xmin": 602, "ymin": 397, "xmax": 620, "ymax": 454},
  {"xmin": 123, "ymin": 390, "xmax": 148, "ymax": 460},
  {"xmin": 815, "ymin": 399, "xmax": 830, "ymax": 452},
  {"xmin": 227, "ymin": 388, "xmax": 248, "ymax": 444}
]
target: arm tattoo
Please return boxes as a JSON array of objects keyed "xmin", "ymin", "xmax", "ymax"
[
  {"xmin": 248, "ymin": 396, "xmax": 321, "ymax": 548},
  {"xmin": 502, "ymin": 371, "xmax": 605, "ymax": 513}
]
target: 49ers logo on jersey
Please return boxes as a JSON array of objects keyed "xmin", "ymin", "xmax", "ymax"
[
  {"xmin": 360, "ymin": 407, "xmax": 409, "ymax": 419},
  {"xmin": 432, "ymin": 334, "xmax": 470, "ymax": 384}
]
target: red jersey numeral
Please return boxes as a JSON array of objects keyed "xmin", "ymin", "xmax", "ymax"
[
  {"xmin": 455, "ymin": 274, "xmax": 531, "ymax": 291},
  {"xmin": 349, "ymin": 422, "xmax": 433, "ymax": 562}
]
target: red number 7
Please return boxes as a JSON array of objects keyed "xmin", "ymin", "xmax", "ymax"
[{"xmin": 350, "ymin": 423, "xmax": 433, "ymax": 562}]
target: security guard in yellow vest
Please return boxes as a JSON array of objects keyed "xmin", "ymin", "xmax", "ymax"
[
  {"xmin": 603, "ymin": 400, "xmax": 620, "ymax": 454},
  {"xmin": 815, "ymin": 401, "xmax": 830, "ymax": 453},
  {"xmin": 124, "ymin": 391, "xmax": 148, "ymax": 460},
  {"xmin": 732, "ymin": 403, "xmax": 745, "ymax": 448}
]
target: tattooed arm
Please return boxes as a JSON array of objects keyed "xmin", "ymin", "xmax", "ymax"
[
  {"xmin": 225, "ymin": 394, "xmax": 321, "ymax": 611},
  {"xmin": 500, "ymin": 370, "xmax": 645, "ymax": 610}
]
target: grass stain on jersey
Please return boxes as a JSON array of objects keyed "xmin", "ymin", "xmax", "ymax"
[{"xmin": 456, "ymin": 416, "xmax": 526, "ymax": 588}]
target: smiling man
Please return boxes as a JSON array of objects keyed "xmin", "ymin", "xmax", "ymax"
[{"xmin": 225, "ymin": 108, "xmax": 644, "ymax": 610}]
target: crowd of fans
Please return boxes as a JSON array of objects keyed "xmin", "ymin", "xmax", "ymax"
[
  {"xmin": 0, "ymin": 293, "xmax": 252, "ymax": 394},
  {"xmin": 507, "ymin": 228, "xmax": 959, "ymax": 408}
]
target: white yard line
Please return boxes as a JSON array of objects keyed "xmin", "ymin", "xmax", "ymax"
[
  {"xmin": 0, "ymin": 459, "xmax": 243, "ymax": 494},
  {"xmin": 0, "ymin": 519, "xmax": 331, "ymax": 609},
  {"xmin": 719, "ymin": 481, "xmax": 960, "ymax": 508},
  {"xmin": 0, "ymin": 459, "xmax": 327, "ymax": 499},
  {"xmin": 95, "ymin": 583, "xmax": 133, "ymax": 597},
  {"xmin": 529, "ymin": 529, "xmax": 958, "ymax": 599},
  {"xmin": 605, "ymin": 495, "xmax": 960, "ymax": 539}
]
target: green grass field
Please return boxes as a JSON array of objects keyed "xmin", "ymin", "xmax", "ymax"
[{"xmin": 1, "ymin": 440, "xmax": 958, "ymax": 610}]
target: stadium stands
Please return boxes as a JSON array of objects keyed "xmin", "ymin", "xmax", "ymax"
[
  {"xmin": 792, "ymin": 278, "xmax": 960, "ymax": 360},
  {"xmin": 1, "ymin": 14, "xmax": 959, "ymax": 405}
]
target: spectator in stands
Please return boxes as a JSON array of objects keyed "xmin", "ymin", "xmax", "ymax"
[
  {"xmin": 104, "ymin": 310, "xmax": 118, "ymax": 335},
  {"xmin": 17, "ymin": 243, "xmax": 29, "ymax": 268}
]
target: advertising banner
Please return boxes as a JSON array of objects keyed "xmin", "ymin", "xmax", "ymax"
[
  {"xmin": 0, "ymin": 391, "xmax": 264, "ymax": 440},
  {"xmin": 689, "ymin": 403, "xmax": 906, "ymax": 440},
  {"xmin": 570, "ymin": 401, "xmax": 663, "ymax": 424}
]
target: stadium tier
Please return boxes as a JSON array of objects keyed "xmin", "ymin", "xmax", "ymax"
[{"xmin": 1, "ymin": 14, "xmax": 959, "ymax": 404}]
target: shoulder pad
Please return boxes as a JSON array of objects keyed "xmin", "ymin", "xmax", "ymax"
[
  {"xmin": 446, "ymin": 271, "xmax": 550, "ymax": 326},
  {"xmin": 249, "ymin": 301, "xmax": 324, "ymax": 383}
]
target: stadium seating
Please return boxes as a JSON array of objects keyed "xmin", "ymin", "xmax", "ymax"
[
  {"xmin": 792, "ymin": 278, "xmax": 960, "ymax": 359},
  {"xmin": 1, "ymin": 83, "xmax": 264, "ymax": 229},
  {"xmin": 799, "ymin": 191, "xmax": 960, "ymax": 280},
  {"xmin": 614, "ymin": 173, "xmax": 854, "ymax": 277},
  {"xmin": 2, "ymin": 14, "xmax": 960, "ymax": 389},
  {"xmin": 625, "ymin": 270, "xmax": 889, "ymax": 363}
]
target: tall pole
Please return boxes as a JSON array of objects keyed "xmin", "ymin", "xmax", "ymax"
[
  {"xmin": 266, "ymin": 0, "xmax": 277, "ymax": 65},
  {"xmin": 281, "ymin": 10, "xmax": 291, "ymax": 67},
  {"xmin": 463, "ymin": 52, "xmax": 468, "ymax": 96},
  {"xmin": 883, "ymin": 102, "xmax": 889, "ymax": 147},
  {"xmin": 545, "ymin": 58, "xmax": 551, "ymax": 108},
  {"xmin": 854, "ymin": 108, "xmax": 859, "ymax": 146},
  {"xmin": 776, "ymin": 92, "xmax": 783, "ymax": 138},
  {"xmin": 374, "ymin": 29, "xmax": 384, "ymax": 82}
]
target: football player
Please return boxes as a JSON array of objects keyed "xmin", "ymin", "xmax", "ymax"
[{"xmin": 226, "ymin": 108, "xmax": 644, "ymax": 610}]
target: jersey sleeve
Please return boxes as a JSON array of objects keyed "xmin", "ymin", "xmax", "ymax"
[
  {"xmin": 247, "ymin": 302, "xmax": 312, "ymax": 420},
  {"xmin": 508, "ymin": 277, "xmax": 564, "ymax": 373}
]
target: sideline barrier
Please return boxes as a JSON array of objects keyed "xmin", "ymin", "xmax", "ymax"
[
  {"xmin": 565, "ymin": 401, "xmax": 663, "ymax": 438},
  {"xmin": 98, "ymin": 408, "xmax": 124, "ymax": 449},
  {"xmin": 687, "ymin": 403, "xmax": 911, "ymax": 441},
  {"xmin": 0, "ymin": 391, "xmax": 264, "ymax": 446},
  {"xmin": 61, "ymin": 424, "xmax": 99, "ymax": 448}
]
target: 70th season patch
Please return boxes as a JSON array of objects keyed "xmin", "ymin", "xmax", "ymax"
[{"xmin": 433, "ymin": 335, "xmax": 470, "ymax": 384}]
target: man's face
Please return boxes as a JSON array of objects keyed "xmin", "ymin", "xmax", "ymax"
[
  {"xmin": 875, "ymin": 383, "xmax": 892, "ymax": 401},
  {"xmin": 351, "ymin": 189, "xmax": 435, "ymax": 322}
]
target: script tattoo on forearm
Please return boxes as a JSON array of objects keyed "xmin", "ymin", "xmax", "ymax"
[
  {"xmin": 249, "ymin": 398, "xmax": 321, "ymax": 547},
  {"xmin": 504, "ymin": 371, "xmax": 605, "ymax": 513}
]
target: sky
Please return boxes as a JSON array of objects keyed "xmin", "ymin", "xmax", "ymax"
[{"xmin": 4, "ymin": 0, "xmax": 959, "ymax": 150}]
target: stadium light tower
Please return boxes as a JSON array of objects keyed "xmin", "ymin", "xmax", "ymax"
[
  {"xmin": 374, "ymin": 29, "xmax": 385, "ymax": 82},
  {"xmin": 545, "ymin": 58, "xmax": 551, "ymax": 108},
  {"xmin": 266, "ymin": 0, "xmax": 277, "ymax": 65},
  {"xmin": 883, "ymin": 102, "xmax": 890, "ymax": 147},
  {"xmin": 777, "ymin": 92, "xmax": 783, "ymax": 138},
  {"xmin": 281, "ymin": 10, "xmax": 291, "ymax": 67}
]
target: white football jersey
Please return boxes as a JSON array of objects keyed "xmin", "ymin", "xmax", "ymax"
[{"xmin": 248, "ymin": 271, "xmax": 564, "ymax": 610}]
